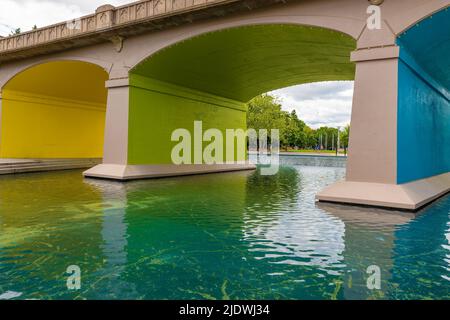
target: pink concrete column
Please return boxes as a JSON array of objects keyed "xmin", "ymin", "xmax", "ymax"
[
  {"xmin": 83, "ymin": 77, "xmax": 131, "ymax": 179},
  {"xmin": 316, "ymin": 46, "xmax": 405, "ymax": 208},
  {"xmin": 346, "ymin": 46, "xmax": 400, "ymax": 184},
  {"xmin": 102, "ymin": 78, "xmax": 130, "ymax": 165}
]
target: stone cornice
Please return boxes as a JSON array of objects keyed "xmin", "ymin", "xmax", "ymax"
[{"xmin": 0, "ymin": 0, "xmax": 281, "ymax": 63}]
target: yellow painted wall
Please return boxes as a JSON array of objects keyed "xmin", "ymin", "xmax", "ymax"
[{"xmin": 0, "ymin": 61, "xmax": 108, "ymax": 159}]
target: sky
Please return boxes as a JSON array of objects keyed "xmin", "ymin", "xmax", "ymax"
[
  {"xmin": 0, "ymin": 0, "xmax": 131, "ymax": 35},
  {"xmin": 0, "ymin": 0, "xmax": 353, "ymax": 129},
  {"xmin": 271, "ymin": 81, "xmax": 353, "ymax": 129}
]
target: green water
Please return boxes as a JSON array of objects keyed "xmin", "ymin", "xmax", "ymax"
[{"xmin": 0, "ymin": 165, "xmax": 449, "ymax": 300}]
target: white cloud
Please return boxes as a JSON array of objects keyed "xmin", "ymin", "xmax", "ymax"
[
  {"xmin": 271, "ymin": 81, "xmax": 354, "ymax": 129},
  {"xmin": 0, "ymin": 0, "xmax": 131, "ymax": 36}
]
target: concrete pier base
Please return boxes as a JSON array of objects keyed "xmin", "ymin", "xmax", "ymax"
[
  {"xmin": 316, "ymin": 172, "xmax": 450, "ymax": 211},
  {"xmin": 83, "ymin": 163, "xmax": 256, "ymax": 180}
]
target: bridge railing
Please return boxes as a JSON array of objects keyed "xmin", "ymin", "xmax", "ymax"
[{"xmin": 0, "ymin": 0, "xmax": 227, "ymax": 54}]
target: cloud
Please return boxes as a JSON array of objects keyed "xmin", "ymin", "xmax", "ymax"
[
  {"xmin": 271, "ymin": 81, "xmax": 354, "ymax": 129},
  {"xmin": 0, "ymin": 0, "xmax": 131, "ymax": 36}
]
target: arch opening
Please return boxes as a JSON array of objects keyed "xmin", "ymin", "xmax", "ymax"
[
  {"xmin": 267, "ymin": 80, "xmax": 354, "ymax": 153},
  {"xmin": 0, "ymin": 61, "xmax": 108, "ymax": 159},
  {"xmin": 127, "ymin": 24, "xmax": 356, "ymax": 165}
]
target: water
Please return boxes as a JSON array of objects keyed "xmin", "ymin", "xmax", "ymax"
[
  {"xmin": 0, "ymin": 161, "xmax": 449, "ymax": 300},
  {"xmin": 278, "ymin": 153, "xmax": 347, "ymax": 167}
]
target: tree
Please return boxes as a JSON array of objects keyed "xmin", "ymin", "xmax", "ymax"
[
  {"xmin": 315, "ymin": 127, "xmax": 339, "ymax": 150},
  {"xmin": 247, "ymin": 94, "xmax": 285, "ymax": 133},
  {"xmin": 340, "ymin": 125, "xmax": 350, "ymax": 155},
  {"xmin": 303, "ymin": 126, "xmax": 318, "ymax": 149},
  {"xmin": 247, "ymin": 93, "xmax": 350, "ymax": 152},
  {"xmin": 247, "ymin": 94, "xmax": 287, "ymax": 149},
  {"xmin": 283, "ymin": 110, "xmax": 308, "ymax": 149},
  {"xmin": 9, "ymin": 28, "xmax": 21, "ymax": 36}
]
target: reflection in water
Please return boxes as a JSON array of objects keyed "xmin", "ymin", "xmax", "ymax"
[
  {"xmin": 389, "ymin": 198, "xmax": 450, "ymax": 299},
  {"xmin": 243, "ymin": 167, "xmax": 346, "ymax": 275},
  {"xmin": 84, "ymin": 179, "xmax": 136, "ymax": 299},
  {"xmin": 0, "ymin": 162, "xmax": 449, "ymax": 300},
  {"xmin": 0, "ymin": 172, "xmax": 105, "ymax": 299},
  {"xmin": 317, "ymin": 203, "xmax": 415, "ymax": 300}
]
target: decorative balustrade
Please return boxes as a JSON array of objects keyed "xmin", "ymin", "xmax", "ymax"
[{"xmin": 0, "ymin": 0, "xmax": 228, "ymax": 53}]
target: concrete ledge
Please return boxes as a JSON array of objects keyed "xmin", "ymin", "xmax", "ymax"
[
  {"xmin": 351, "ymin": 46, "xmax": 400, "ymax": 62},
  {"xmin": 316, "ymin": 172, "xmax": 450, "ymax": 210},
  {"xmin": 83, "ymin": 163, "xmax": 256, "ymax": 180},
  {"xmin": 0, "ymin": 158, "xmax": 101, "ymax": 175}
]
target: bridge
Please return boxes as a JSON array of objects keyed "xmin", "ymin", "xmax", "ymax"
[{"xmin": 0, "ymin": 0, "xmax": 449, "ymax": 210}]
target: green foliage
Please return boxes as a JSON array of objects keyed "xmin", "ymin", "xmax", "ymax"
[
  {"xmin": 284, "ymin": 110, "xmax": 307, "ymax": 148},
  {"xmin": 340, "ymin": 124, "xmax": 350, "ymax": 154},
  {"xmin": 247, "ymin": 94, "xmax": 350, "ymax": 151},
  {"xmin": 247, "ymin": 94, "xmax": 286, "ymax": 137},
  {"xmin": 9, "ymin": 28, "xmax": 21, "ymax": 36},
  {"xmin": 316, "ymin": 126, "xmax": 340, "ymax": 150},
  {"xmin": 340, "ymin": 125, "xmax": 350, "ymax": 147}
]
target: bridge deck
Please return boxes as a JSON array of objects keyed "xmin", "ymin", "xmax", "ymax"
[{"xmin": 0, "ymin": 0, "xmax": 279, "ymax": 63}]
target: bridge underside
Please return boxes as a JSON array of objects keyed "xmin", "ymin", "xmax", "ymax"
[
  {"xmin": 85, "ymin": 24, "xmax": 356, "ymax": 180},
  {"xmin": 0, "ymin": 61, "xmax": 107, "ymax": 159}
]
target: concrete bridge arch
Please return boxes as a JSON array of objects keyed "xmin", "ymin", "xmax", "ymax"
[
  {"xmin": 0, "ymin": 57, "xmax": 112, "ymax": 90},
  {"xmin": 126, "ymin": 17, "xmax": 361, "ymax": 74}
]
